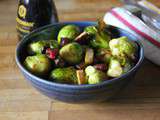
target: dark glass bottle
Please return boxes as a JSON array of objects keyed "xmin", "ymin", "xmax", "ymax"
[{"xmin": 16, "ymin": 0, "xmax": 58, "ymax": 40}]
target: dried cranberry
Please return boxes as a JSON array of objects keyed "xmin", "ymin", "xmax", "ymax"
[
  {"xmin": 60, "ymin": 38, "xmax": 70, "ymax": 47},
  {"xmin": 54, "ymin": 58, "xmax": 65, "ymax": 67},
  {"xmin": 93, "ymin": 64, "xmax": 107, "ymax": 71},
  {"xmin": 94, "ymin": 55, "xmax": 105, "ymax": 63},
  {"xmin": 46, "ymin": 48, "xmax": 59, "ymax": 60}
]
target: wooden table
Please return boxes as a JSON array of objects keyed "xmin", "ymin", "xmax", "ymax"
[{"xmin": 0, "ymin": 0, "xmax": 160, "ymax": 120}]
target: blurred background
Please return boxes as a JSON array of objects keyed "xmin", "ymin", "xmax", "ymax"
[{"xmin": 1, "ymin": 0, "xmax": 159, "ymax": 33}]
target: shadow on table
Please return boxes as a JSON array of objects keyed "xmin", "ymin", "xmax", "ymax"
[{"xmin": 110, "ymin": 58, "xmax": 160, "ymax": 103}]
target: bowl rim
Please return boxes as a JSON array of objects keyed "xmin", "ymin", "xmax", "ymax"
[{"xmin": 15, "ymin": 21, "xmax": 144, "ymax": 89}]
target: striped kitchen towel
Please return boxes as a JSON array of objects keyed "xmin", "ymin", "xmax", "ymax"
[{"xmin": 103, "ymin": 7, "xmax": 160, "ymax": 66}]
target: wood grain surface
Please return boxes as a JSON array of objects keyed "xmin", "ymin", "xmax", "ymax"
[{"xmin": 0, "ymin": 0, "xmax": 160, "ymax": 120}]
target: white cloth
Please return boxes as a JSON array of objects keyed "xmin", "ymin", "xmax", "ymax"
[{"xmin": 103, "ymin": 7, "xmax": 160, "ymax": 65}]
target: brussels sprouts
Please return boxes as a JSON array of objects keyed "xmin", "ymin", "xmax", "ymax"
[
  {"xmin": 118, "ymin": 57, "xmax": 127, "ymax": 66},
  {"xmin": 114, "ymin": 56, "xmax": 133, "ymax": 72},
  {"xmin": 87, "ymin": 72, "xmax": 106, "ymax": 84},
  {"xmin": 107, "ymin": 58, "xmax": 123, "ymax": 77},
  {"xmin": 85, "ymin": 66, "xmax": 107, "ymax": 84},
  {"xmin": 85, "ymin": 66, "xmax": 97, "ymax": 76},
  {"xmin": 50, "ymin": 67, "xmax": 77, "ymax": 84},
  {"xmin": 24, "ymin": 54, "xmax": 51, "ymax": 75},
  {"xmin": 23, "ymin": 22, "xmax": 137, "ymax": 85},
  {"xmin": 28, "ymin": 40, "xmax": 58, "ymax": 54},
  {"xmin": 59, "ymin": 42, "xmax": 83, "ymax": 64},
  {"xmin": 84, "ymin": 25, "xmax": 110, "ymax": 49},
  {"xmin": 57, "ymin": 25, "xmax": 80, "ymax": 44},
  {"xmin": 28, "ymin": 40, "xmax": 48, "ymax": 54},
  {"xmin": 90, "ymin": 31, "xmax": 110, "ymax": 49},
  {"xmin": 84, "ymin": 26, "xmax": 97, "ymax": 35},
  {"xmin": 48, "ymin": 40, "xmax": 59, "ymax": 49},
  {"xmin": 109, "ymin": 36, "xmax": 136, "ymax": 58}
]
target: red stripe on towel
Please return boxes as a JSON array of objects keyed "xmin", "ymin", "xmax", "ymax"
[{"xmin": 110, "ymin": 9, "xmax": 160, "ymax": 48}]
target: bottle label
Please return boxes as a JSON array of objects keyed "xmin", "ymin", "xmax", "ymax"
[
  {"xmin": 18, "ymin": 5, "xmax": 27, "ymax": 19},
  {"xmin": 16, "ymin": 5, "xmax": 34, "ymax": 34}
]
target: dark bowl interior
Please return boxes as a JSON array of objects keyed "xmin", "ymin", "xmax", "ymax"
[{"xmin": 16, "ymin": 21, "xmax": 144, "ymax": 103}]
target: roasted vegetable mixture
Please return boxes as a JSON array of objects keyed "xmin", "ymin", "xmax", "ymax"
[{"xmin": 24, "ymin": 22, "xmax": 137, "ymax": 85}]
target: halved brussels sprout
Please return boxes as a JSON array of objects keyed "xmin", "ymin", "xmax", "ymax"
[
  {"xmin": 24, "ymin": 54, "xmax": 51, "ymax": 75},
  {"xmin": 84, "ymin": 25, "xmax": 110, "ymax": 49},
  {"xmin": 84, "ymin": 26, "xmax": 97, "ymax": 35},
  {"xmin": 59, "ymin": 42, "xmax": 83, "ymax": 64},
  {"xmin": 50, "ymin": 67, "xmax": 77, "ymax": 84},
  {"xmin": 57, "ymin": 25, "xmax": 80, "ymax": 44},
  {"xmin": 28, "ymin": 40, "xmax": 58, "ymax": 54},
  {"xmin": 109, "ymin": 36, "xmax": 136, "ymax": 58},
  {"xmin": 28, "ymin": 40, "xmax": 48, "ymax": 54},
  {"xmin": 107, "ymin": 58, "xmax": 123, "ymax": 77},
  {"xmin": 85, "ymin": 66, "xmax": 107, "ymax": 84},
  {"xmin": 90, "ymin": 31, "xmax": 110, "ymax": 49},
  {"xmin": 85, "ymin": 66, "xmax": 97, "ymax": 76}
]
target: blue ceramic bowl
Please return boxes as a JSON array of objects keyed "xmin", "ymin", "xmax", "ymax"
[{"xmin": 16, "ymin": 22, "xmax": 144, "ymax": 103}]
